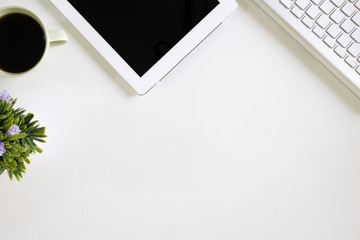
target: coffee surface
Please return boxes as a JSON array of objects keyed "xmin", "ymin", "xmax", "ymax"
[{"xmin": 0, "ymin": 13, "xmax": 46, "ymax": 73}]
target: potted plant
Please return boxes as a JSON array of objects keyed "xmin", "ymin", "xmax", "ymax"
[{"xmin": 0, "ymin": 90, "xmax": 46, "ymax": 181}]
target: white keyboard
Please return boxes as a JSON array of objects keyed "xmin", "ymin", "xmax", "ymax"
[{"xmin": 252, "ymin": 0, "xmax": 360, "ymax": 97}]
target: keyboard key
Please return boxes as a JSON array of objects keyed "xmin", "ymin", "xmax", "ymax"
[
  {"xmin": 327, "ymin": 24, "xmax": 342, "ymax": 37},
  {"xmin": 311, "ymin": 0, "xmax": 322, "ymax": 4},
  {"xmin": 306, "ymin": 5, "xmax": 321, "ymax": 19},
  {"xmin": 351, "ymin": 28, "xmax": 360, "ymax": 42},
  {"xmin": 348, "ymin": 43, "xmax": 360, "ymax": 56},
  {"xmin": 330, "ymin": 10, "xmax": 346, "ymax": 24},
  {"xmin": 345, "ymin": 56, "xmax": 358, "ymax": 67},
  {"xmin": 313, "ymin": 26, "xmax": 326, "ymax": 37},
  {"xmin": 280, "ymin": 0, "xmax": 295, "ymax": 8},
  {"xmin": 356, "ymin": 66, "xmax": 360, "ymax": 74},
  {"xmin": 291, "ymin": 6, "xmax": 304, "ymax": 18},
  {"xmin": 351, "ymin": 12, "xmax": 360, "ymax": 25},
  {"xmin": 331, "ymin": 0, "xmax": 345, "ymax": 7},
  {"xmin": 316, "ymin": 15, "xmax": 331, "ymax": 28},
  {"xmin": 340, "ymin": 19, "xmax": 356, "ymax": 33},
  {"xmin": 302, "ymin": 16, "xmax": 315, "ymax": 28},
  {"xmin": 337, "ymin": 34, "xmax": 352, "ymax": 47},
  {"xmin": 324, "ymin": 35, "xmax": 337, "ymax": 47},
  {"xmin": 334, "ymin": 46, "xmax": 347, "ymax": 57},
  {"xmin": 341, "ymin": 2, "xmax": 357, "ymax": 17},
  {"xmin": 320, "ymin": 0, "xmax": 335, "ymax": 14},
  {"xmin": 296, "ymin": 0, "xmax": 310, "ymax": 9},
  {"xmin": 356, "ymin": 0, "xmax": 360, "ymax": 10}
]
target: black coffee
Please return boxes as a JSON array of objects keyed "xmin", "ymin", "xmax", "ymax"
[{"xmin": 0, "ymin": 13, "xmax": 46, "ymax": 73}]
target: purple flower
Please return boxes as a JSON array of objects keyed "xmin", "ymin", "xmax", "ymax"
[
  {"xmin": 5, "ymin": 125, "xmax": 21, "ymax": 136},
  {"xmin": 0, "ymin": 90, "xmax": 11, "ymax": 103},
  {"xmin": 0, "ymin": 142, "xmax": 5, "ymax": 157}
]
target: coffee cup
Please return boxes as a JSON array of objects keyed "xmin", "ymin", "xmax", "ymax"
[{"xmin": 0, "ymin": 6, "xmax": 68, "ymax": 77}]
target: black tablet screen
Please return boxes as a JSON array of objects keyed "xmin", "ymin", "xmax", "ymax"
[{"xmin": 68, "ymin": 0, "xmax": 219, "ymax": 77}]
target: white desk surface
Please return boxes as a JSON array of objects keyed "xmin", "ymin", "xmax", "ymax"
[{"xmin": 1, "ymin": 0, "xmax": 360, "ymax": 239}]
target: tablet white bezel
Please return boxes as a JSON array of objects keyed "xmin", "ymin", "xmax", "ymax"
[{"xmin": 50, "ymin": 0, "xmax": 237, "ymax": 95}]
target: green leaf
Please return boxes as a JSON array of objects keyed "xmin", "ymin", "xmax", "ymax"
[
  {"xmin": 25, "ymin": 137, "xmax": 36, "ymax": 153},
  {"xmin": 6, "ymin": 133, "xmax": 27, "ymax": 141},
  {"xmin": 34, "ymin": 145, "xmax": 43, "ymax": 153},
  {"xmin": 8, "ymin": 170, "xmax": 13, "ymax": 181},
  {"xmin": 10, "ymin": 144, "xmax": 26, "ymax": 152},
  {"xmin": 29, "ymin": 127, "xmax": 46, "ymax": 135},
  {"xmin": 30, "ymin": 137, "xmax": 46, "ymax": 143},
  {"xmin": 13, "ymin": 108, "xmax": 25, "ymax": 119},
  {"xmin": 13, "ymin": 170, "xmax": 21, "ymax": 181},
  {"xmin": 0, "ymin": 101, "xmax": 5, "ymax": 114},
  {"xmin": 29, "ymin": 134, "xmax": 47, "ymax": 138},
  {"xmin": 24, "ymin": 113, "xmax": 34, "ymax": 124},
  {"xmin": 23, "ymin": 157, "xmax": 30, "ymax": 164},
  {"xmin": 2, "ymin": 122, "xmax": 13, "ymax": 132}
]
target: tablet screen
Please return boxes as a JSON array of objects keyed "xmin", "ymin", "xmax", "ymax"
[{"xmin": 68, "ymin": 0, "xmax": 219, "ymax": 77}]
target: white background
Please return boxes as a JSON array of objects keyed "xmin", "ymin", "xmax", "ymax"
[{"xmin": 1, "ymin": 0, "xmax": 360, "ymax": 239}]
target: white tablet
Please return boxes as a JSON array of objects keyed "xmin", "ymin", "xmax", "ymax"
[{"xmin": 50, "ymin": 0, "xmax": 237, "ymax": 95}]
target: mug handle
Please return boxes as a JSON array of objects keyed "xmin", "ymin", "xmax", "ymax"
[{"xmin": 48, "ymin": 30, "xmax": 68, "ymax": 46}]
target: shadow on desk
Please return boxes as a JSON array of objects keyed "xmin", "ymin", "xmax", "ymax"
[{"xmin": 238, "ymin": 0, "xmax": 360, "ymax": 113}]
